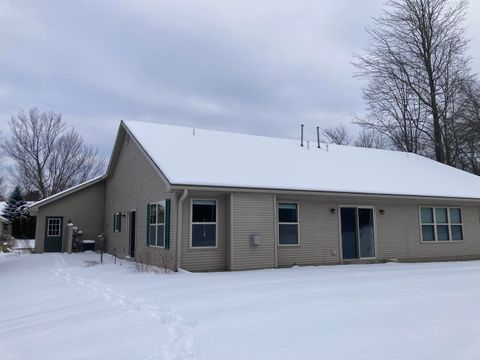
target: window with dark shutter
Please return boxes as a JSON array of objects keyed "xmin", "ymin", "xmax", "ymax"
[{"xmin": 147, "ymin": 201, "xmax": 166, "ymax": 247}]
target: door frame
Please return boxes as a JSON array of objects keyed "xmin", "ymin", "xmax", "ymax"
[
  {"xmin": 338, "ymin": 205, "xmax": 377, "ymax": 261},
  {"xmin": 128, "ymin": 209, "xmax": 137, "ymax": 258},
  {"xmin": 44, "ymin": 216, "xmax": 64, "ymax": 252}
]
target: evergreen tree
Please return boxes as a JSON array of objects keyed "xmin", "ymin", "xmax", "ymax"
[
  {"xmin": 2, "ymin": 186, "xmax": 25, "ymax": 222},
  {"xmin": 2, "ymin": 186, "xmax": 35, "ymax": 239}
]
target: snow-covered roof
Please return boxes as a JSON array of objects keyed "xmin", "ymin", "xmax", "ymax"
[{"xmin": 124, "ymin": 121, "xmax": 480, "ymax": 199}]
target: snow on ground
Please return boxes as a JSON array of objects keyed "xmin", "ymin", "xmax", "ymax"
[
  {"xmin": 1, "ymin": 253, "xmax": 480, "ymax": 360},
  {"xmin": 9, "ymin": 239, "xmax": 35, "ymax": 250}
]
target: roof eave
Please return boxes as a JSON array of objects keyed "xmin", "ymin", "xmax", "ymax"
[{"xmin": 169, "ymin": 183, "xmax": 480, "ymax": 202}]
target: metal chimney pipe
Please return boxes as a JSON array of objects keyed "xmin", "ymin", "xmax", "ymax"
[
  {"xmin": 316, "ymin": 126, "xmax": 320, "ymax": 148},
  {"xmin": 300, "ymin": 124, "xmax": 304, "ymax": 147}
]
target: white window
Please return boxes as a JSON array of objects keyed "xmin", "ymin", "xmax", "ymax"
[
  {"xmin": 47, "ymin": 218, "xmax": 61, "ymax": 237},
  {"xmin": 148, "ymin": 202, "xmax": 166, "ymax": 247},
  {"xmin": 191, "ymin": 200, "xmax": 217, "ymax": 248},
  {"xmin": 420, "ymin": 207, "xmax": 463, "ymax": 242},
  {"xmin": 278, "ymin": 203, "xmax": 299, "ymax": 245}
]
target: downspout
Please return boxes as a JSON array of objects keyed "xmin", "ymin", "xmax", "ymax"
[
  {"xmin": 273, "ymin": 195, "xmax": 278, "ymax": 268},
  {"xmin": 176, "ymin": 189, "xmax": 188, "ymax": 271}
]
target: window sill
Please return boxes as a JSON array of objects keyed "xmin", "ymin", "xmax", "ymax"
[
  {"xmin": 421, "ymin": 240, "xmax": 464, "ymax": 244},
  {"xmin": 278, "ymin": 244, "xmax": 300, "ymax": 247},
  {"xmin": 148, "ymin": 245, "xmax": 166, "ymax": 249}
]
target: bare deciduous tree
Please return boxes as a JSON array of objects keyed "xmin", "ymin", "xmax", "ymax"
[
  {"xmin": 354, "ymin": 0, "xmax": 472, "ymax": 164},
  {"xmin": 354, "ymin": 129, "xmax": 389, "ymax": 149},
  {"xmin": 0, "ymin": 133, "xmax": 7, "ymax": 200},
  {"xmin": 0, "ymin": 177, "xmax": 6, "ymax": 201},
  {"xmin": 321, "ymin": 125, "xmax": 352, "ymax": 145},
  {"xmin": 354, "ymin": 71, "xmax": 430, "ymax": 155},
  {"xmin": 3, "ymin": 108, "xmax": 106, "ymax": 198},
  {"xmin": 450, "ymin": 78, "xmax": 480, "ymax": 174}
]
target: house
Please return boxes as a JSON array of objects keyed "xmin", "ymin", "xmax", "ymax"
[
  {"xmin": 0, "ymin": 202, "xmax": 12, "ymax": 242},
  {"xmin": 0, "ymin": 216, "xmax": 12, "ymax": 242},
  {"xmin": 30, "ymin": 121, "xmax": 480, "ymax": 271}
]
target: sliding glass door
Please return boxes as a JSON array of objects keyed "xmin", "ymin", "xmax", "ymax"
[{"xmin": 341, "ymin": 207, "xmax": 375, "ymax": 260}]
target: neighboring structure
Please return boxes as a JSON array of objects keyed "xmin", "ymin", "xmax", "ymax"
[
  {"xmin": 0, "ymin": 202, "xmax": 12, "ymax": 242},
  {"xmin": 0, "ymin": 215, "xmax": 12, "ymax": 242},
  {"xmin": 30, "ymin": 121, "xmax": 480, "ymax": 271}
]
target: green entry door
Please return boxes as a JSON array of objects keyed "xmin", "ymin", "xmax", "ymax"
[{"xmin": 45, "ymin": 217, "xmax": 63, "ymax": 252}]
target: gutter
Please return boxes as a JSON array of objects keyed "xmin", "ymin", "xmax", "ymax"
[
  {"xmin": 176, "ymin": 189, "xmax": 188, "ymax": 271},
  {"xmin": 169, "ymin": 184, "xmax": 480, "ymax": 203}
]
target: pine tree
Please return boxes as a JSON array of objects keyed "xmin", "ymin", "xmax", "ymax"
[
  {"xmin": 2, "ymin": 186, "xmax": 25, "ymax": 222},
  {"xmin": 2, "ymin": 186, "xmax": 35, "ymax": 239}
]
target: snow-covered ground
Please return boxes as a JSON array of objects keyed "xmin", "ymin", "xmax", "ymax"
[
  {"xmin": 1, "ymin": 253, "xmax": 480, "ymax": 360},
  {"xmin": 9, "ymin": 239, "xmax": 35, "ymax": 250}
]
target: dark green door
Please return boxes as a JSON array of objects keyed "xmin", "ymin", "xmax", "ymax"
[
  {"xmin": 129, "ymin": 211, "xmax": 136, "ymax": 258},
  {"xmin": 45, "ymin": 217, "xmax": 63, "ymax": 252}
]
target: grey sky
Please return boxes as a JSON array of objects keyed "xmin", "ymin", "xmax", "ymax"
[{"xmin": 1, "ymin": 0, "xmax": 479, "ymax": 156}]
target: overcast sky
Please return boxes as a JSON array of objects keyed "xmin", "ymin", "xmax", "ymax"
[{"xmin": 1, "ymin": 0, "xmax": 479, "ymax": 156}]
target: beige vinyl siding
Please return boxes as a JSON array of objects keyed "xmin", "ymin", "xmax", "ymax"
[
  {"xmin": 34, "ymin": 182, "xmax": 105, "ymax": 252},
  {"xmin": 336, "ymin": 198, "xmax": 480, "ymax": 262},
  {"xmin": 379, "ymin": 204, "xmax": 480, "ymax": 261},
  {"xmin": 277, "ymin": 198, "xmax": 340, "ymax": 267},
  {"xmin": 177, "ymin": 191, "xmax": 480, "ymax": 270},
  {"xmin": 338, "ymin": 199, "xmax": 480, "ymax": 262},
  {"xmin": 270, "ymin": 195, "xmax": 480, "ymax": 267},
  {"xmin": 104, "ymin": 132, "xmax": 175, "ymax": 262},
  {"xmin": 374, "ymin": 204, "xmax": 410, "ymax": 260},
  {"xmin": 226, "ymin": 194, "xmax": 232, "ymax": 270},
  {"xmin": 180, "ymin": 193, "xmax": 228, "ymax": 271},
  {"xmin": 231, "ymin": 193, "xmax": 276, "ymax": 270}
]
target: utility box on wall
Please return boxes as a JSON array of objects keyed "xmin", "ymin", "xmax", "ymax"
[{"xmin": 250, "ymin": 234, "xmax": 261, "ymax": 246}]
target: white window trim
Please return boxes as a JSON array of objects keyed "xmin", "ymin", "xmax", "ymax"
[
  {"xmin": 190, "ymin": 199, "xmax": 218, "ymax": 249},
  {"xmin": 148, "ymin": 201, "xmax": 166, "ymax": 248},
  {"xmin": 277, "ymin": 201, "xmax": 300, "ymax": 247},
  {"xmin": 47, "ymin": 218, "xmax": 62, "ymax": 237},
  {"xmin": 337, "ymin": 205, "xmax": 377, "ymax": 260},
  {"xmin": 419, "ymin": 206, "xmax": 464, "ymax": 243}
]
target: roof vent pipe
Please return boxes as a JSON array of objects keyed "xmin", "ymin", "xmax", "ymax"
[
  {"xmin": 300, "ymin": 124, "xmax": 304, "ymax": 147},
  {"xmin": 316, "ymin": 126, "xmax": 321, "ymax": 149}
]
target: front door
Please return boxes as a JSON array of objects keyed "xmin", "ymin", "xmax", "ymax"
[
  {"xmin": 45, "ymin": 217, "xmax": 63, "ymax": 252},
  {"xmin": 340, "ymin": 207, "xmax": 375, "ymax": 260},
  {"xmin": 129, "ymin": 211, "xmax": 136, "ymax": 258}
]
